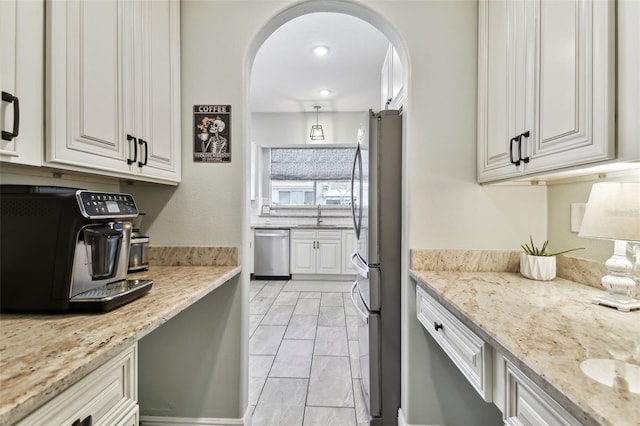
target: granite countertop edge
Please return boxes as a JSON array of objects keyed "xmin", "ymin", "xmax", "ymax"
[
  {"xmin": 251, "ymin": 224, "xmax": 353, "ymax": 229},
  {"xmin": 408, "ymin": 269, "xmax": 638, "ymax": 426},
  {"xmin": 0, "ymin": 265, "xmax": 242, "ymax": 426}
]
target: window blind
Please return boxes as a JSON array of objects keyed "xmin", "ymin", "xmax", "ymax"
[{"xmin": 270, "ymin": 147, "xmax": 356, "ymax": 180}]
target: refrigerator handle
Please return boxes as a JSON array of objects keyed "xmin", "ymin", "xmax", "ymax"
[
  {"xmin": 350, "ymin": 145, "xmax": 362, "ymax": 239},
  {"xmin": 350, "ymin": 251, "xmax": 368, "ymax": 278},
  {"xmin": 350, "ymin": 281, "xmax": 369, "ymax": 323}
]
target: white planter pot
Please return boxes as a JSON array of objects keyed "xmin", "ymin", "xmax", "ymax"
[{"xmin": 520, "ymin": 253, "xmax": 556, "ymax": 281}]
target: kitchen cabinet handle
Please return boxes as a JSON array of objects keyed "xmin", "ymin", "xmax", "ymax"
[
  {"xmin": 434, "ymin": 322, "xmax": 443, "ymax": 332},
  {"xmin": 316, "ymin": 240, "xmax": 319, "ymax": 249},
  {"xmin": 138, "ymin": 138, "xmax": 148, "ymax": 167},
  {"xmin": 71, "ymin": 415, "xmax": 93, "ymax": 426},
  {"xmin": 1, "ymin": 91, "xmax": 20, "ymax": 141},
  {"xmin": 518, "ymin": 131, "xmax": 530, "ymax": 164},
  {"xmin": 509, "ymin": 136, "xmax": 520, "ymax": 166},
  {"xmin": 127, "ymin": 134, "xmax": 137, "ymax": 164}
]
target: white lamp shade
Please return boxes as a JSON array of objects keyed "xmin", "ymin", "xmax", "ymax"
[{"xmin": 578, "ymin": 182, "xmax": 640, "ymax": 242}]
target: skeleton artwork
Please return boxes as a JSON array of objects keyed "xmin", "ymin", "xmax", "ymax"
[{"xmin": 197, "ymin": 116, "xmax": 228, "ymax": 154}]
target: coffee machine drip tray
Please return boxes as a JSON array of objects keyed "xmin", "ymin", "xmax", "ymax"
[{"xmin": 69, "ymin": 279, "xmax": 153, "ymax": 312}]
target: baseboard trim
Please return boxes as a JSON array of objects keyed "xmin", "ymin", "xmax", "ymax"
[
  {"xmin": 141, "ymin": 406, "xmax": 252, "ymax": 426},
  {"xmin": 398, "ymin": 407, "xmax": 441, "ymax": 426},
  {"xmin": 398, "ymin": 408, "xmax": 409, "ymax": 426}
]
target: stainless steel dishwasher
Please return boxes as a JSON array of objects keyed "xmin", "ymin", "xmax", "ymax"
[{"xmin": 254, "ymin": 228, "xmax": 291, "ymax": 279}]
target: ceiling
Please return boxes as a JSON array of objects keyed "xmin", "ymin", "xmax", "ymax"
[{"xmin": 250, "ymin": 12, "xmax": 390, "ymax": 113}]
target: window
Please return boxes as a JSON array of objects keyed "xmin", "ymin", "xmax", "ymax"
[{"xmin": 269, "ymin": 147, "xmax": 356, "ymax": 206}]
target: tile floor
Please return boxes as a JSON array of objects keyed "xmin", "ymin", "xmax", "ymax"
[{"xmin": 249, "ymin": 279, "xmax": 369, "ymax": 426}]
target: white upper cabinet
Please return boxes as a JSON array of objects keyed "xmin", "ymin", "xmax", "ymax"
[
  {"xmin": 0, "ymin": 0, "xmax": 43, "ymax": 167},
  {"xmin": 477, "ymin": 0, "xmax": 615, "ymax": 183},
  {"xmin": 133, "ymin": 0, "xmax": 181, "ymax": 181},
  {"xmin": 381, "ymin": 44, "xmax": 404, "ymax": 110},
  {"xmin": 46, "ymin": 0, "xmax": 181, "ymax": 184}
]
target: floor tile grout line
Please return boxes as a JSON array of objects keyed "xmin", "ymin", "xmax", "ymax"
[
  {"xmin": 254, "ymin": 281, "xmax": 286, "ymax": 409},
  {"xmin": 251, "ymin": 280, "xmax": 361, "ymax": 424}
]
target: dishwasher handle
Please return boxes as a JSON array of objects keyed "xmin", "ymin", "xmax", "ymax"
[
  {"xmin": 256, "ymin": 232, "xmax": 289, "ymax": 237},
  {"xmin": 255, "ymin": 229, "xmax": 290, "ymax": 238}
]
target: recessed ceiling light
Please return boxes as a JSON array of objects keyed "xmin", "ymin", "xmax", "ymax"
[
  {"xmin": 313, "ymin": 45, "xmax": 330, "ymax": 56},
  {"xmin": 319, "ymin": 89, "xmax": 331, "ymax": 97}
]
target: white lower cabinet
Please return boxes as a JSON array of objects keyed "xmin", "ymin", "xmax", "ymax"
[
  {"xmin": 416, "ymin": 285, "xmax": 493, "ymax": 401},
  {"xmin": 341, "ymin": 229, "xmax": 357, "ymax": 275},
  {"xmin": 417, "ymin": 285, "xmax": 580, "ymax": 426},
  {"xmin": 17, "ymin": 344, "xmax": 138, "ymax": 426},
  {"xmin": 290, "ymin": 229, "xmax": 343, "ymax": 275},
  {"xmin": 498, "ymin": 354, "xmax": 581, "ymax": 426}
]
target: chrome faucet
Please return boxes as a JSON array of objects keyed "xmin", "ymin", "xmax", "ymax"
[{"xmin": 317, "ymin": 204, "xmax": 323, "ymax": 226}]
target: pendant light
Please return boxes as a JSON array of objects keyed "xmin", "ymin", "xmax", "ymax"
[{"xmin": 310, "ymin": 105, "xmax": 325, "ymax": 141}]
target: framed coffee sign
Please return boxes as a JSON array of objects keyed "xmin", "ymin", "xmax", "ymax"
[{"xmin": 193, "ymin": 105, "xmax": 231, "ymax": 163}]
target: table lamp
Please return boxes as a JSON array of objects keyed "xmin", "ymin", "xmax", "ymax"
[{"xmin": 579, "ymin": 182, "xmax": 640, "ymax": 311}]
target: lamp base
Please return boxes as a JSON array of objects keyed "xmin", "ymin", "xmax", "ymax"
[{"xmin": 592, "ymin": 293, "xmax": 640, "ymax": 312}]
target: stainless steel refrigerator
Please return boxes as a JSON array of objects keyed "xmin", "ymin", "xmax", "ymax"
[{"xmin": 350, "ymin": 109, "xmax": 402, "ymax": 426}]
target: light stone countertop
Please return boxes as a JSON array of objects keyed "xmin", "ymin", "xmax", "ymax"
[
  {"xmin": 0, "ymin": 265, "xmax": 242, "ymax": 426},
  {"xmin": 409, "ymin": 269, "xmax": 640, "ymax": 426}
]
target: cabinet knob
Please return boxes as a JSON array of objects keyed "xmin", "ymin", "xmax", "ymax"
[{"xmin": 434, "ymin": 322, "xmax": 443, "ymax": 332}]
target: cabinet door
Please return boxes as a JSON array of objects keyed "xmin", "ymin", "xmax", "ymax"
[
  {"xmin": 0, "ymin": 0, "xmax": 43, "ymax": 166},
  {"xmin": 477, "ymin": 0, "xmax": 531, "ymax": 182},
  {"xmin": 505, "ymin": 361, "xmax": 581, "ymax": 426},
  {"xmin": 380, "ymin": 44, "xmax": 404, "ymax": 110},
  {"xmin": 46, "ymin": 0, "xmax": 133, "ymax": 173},
  {"xmin": 316, "ymin": 238, "xmax": 341, "ymax": 275},
  {"xmin": 380, "ymin": 47, "xmax": 391, "ymax": 110},
  {"xmin": 135, "ymin": 0, "xmax": 181, "ymax": 181},
  {"xmin": 529, "ymin": 0, "xmax": 615, "ymax": 170},
  {"xmin": 291, "ymin": 238, "xmax": 316, "ymax": 274}
]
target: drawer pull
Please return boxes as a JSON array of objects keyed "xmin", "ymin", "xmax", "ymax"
[{"xmin": 434, "ymin": 322, "xmax": 443, "ymax": 332}]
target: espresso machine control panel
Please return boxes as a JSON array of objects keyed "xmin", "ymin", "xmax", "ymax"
[{"xmin": 76, "ymin": 191, "xmax": 139, "ymax": 219}]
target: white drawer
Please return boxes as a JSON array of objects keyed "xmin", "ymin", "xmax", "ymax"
[
  {"xmin": 291, "ymin": 229, "xmax": 316, "ymax": 239},
  {"xmin": 18, "ymin": 344, "xmax": 138, "ymax": 426},
  {"xmin": 317, "ymin": 229, "xmax": 341, "ymax": 240},
  {"xmin": 416, "ymin": 285, "xmax": 493, "ymax": 401},
  {"xmin": 504, "ymin": 360, "xmax": 580, "ymax": 426}
]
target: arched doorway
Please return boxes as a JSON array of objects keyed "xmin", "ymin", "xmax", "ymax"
[{"xmin": 242, "ymin": 2, "xmax": 410, "ymax": 424}]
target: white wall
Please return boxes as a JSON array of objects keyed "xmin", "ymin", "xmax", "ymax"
[
  {"xmin": 547, "ymin": 172, "xmax": 640, "ymax": 263},
  {"xmin": 252, "ymin": 111, "xmax": 366, "ymax": 146}
]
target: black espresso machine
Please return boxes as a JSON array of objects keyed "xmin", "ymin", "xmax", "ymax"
[{"xmin": 0, "ymin": 185, "xmax": 153, "ymax": 313}]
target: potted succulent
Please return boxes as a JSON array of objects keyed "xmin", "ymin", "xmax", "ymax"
[{"xmin": 520, "ymin": 237, "xmax": 584, "ymax": 281}]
